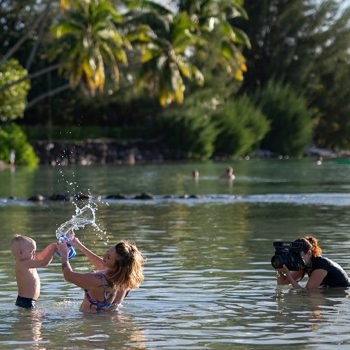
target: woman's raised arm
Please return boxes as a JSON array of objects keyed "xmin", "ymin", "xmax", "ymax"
[
  {"xmin": 58, "ymin": 242, "xmax": 103, "ymax": 289},
  {"xmin": 69, "ymin": 237, "xmax": 105, "ymax": 270}
]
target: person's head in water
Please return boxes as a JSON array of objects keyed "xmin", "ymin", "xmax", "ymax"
[
  {"xmin": 104, "ymin": 240, "xmax": 144, "ymax": 290},
  {"xmin": 225, "ymin": 167, "xmax": 235, "ymax": 179},
  {"xmin": 293, "ymin": 236, "xmax": 322, "ymax": 266}
]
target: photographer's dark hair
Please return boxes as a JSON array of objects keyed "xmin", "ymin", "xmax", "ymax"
[{"xmin": 293, "ymin": 235, "xmax": 322, "ymax": 257}]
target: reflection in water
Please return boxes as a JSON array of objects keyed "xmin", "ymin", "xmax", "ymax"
[
  {"xmin": 276, "ymin": 287, "xmax": 344, "ymax": 322},
  {"xmin": 63, "ymin": 312, "xmax": 147, "ymax": 349},
  {"xmin": 31, "ymin": 311, "xmax": 43, "ymax": 344},
  {"xmin": 1, "ymin": 305, "xmax": 147, "ymax": 350},
  {"xmin": 273, "ymin": 287, "xmax": 350, "ymax": 345},
  {"xmin": 5, "ymin": 309, "xmax": 45, "ymax": 348}
]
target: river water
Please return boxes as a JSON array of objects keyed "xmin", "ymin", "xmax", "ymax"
[{"xmin": 1, "ymin": 159, "xmax": 350, "ymax": 349}]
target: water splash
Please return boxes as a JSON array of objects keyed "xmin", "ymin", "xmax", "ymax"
[
  {"xmin": 54, "ymin": 150, "xmax": 109, "ymax": 243},
  {"xmin": 55, "ymin": 204, "xmax": 107, "ymax": 242}
]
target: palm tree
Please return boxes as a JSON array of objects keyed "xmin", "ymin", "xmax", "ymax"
[
  {"xmin": 127, "ymin": 1, "xmax": 205, "ymax": 106},
  {"xmin": 51, "ymin": 0, "xmax": 130, "ymax": 95},
  {"xmin": 178, "ymin": 0, "xmax": 250, "ymax": 81}
]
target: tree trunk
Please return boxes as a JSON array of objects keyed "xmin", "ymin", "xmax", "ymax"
[
  {"xmin": 26, "ymin": 2, "xmax": 52, "ymax": 70},
  {"xmin": 0, "ymin": 2, "xmax": 52, "ymax": 66},
  {"xmin": 0, "ymin": 63, "xmax": 61, "ymax": 93},
  {"xmin": 26, "ymin": 83, "xmax": 71, "ymax": 109}
]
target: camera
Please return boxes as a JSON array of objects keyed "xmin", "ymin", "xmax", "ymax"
[{"xmin": 271, "ymin": 241, "xmax": 305, "ymax": 271}]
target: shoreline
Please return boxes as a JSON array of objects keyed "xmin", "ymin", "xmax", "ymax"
[
  {"xmin": 33, "ymin": 139, "xmax": 187, "ymax": 165},
  {"xmin": 31, "ymin": 140, "xmax": 343, "ymax": 165}
]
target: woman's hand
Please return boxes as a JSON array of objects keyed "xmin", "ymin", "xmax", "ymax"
[
  {"xmin": 277, "ymin": 265, "xmax": 303, "ymax": 289},
  {"xmin": 58, "ymin": 242, "xmax": 70, "ymax": 261},
  {"xmin": 278, "ymin": 265, "xmax": 294, "ymax": 282},
  {"xmin": 64, "ymin": 229, "xmax": 82, "ymax": 248},
  {"xmin": 275, "ymin": 266, "xmax": 290, "ymax": 285},
  {"xmin": 278, "ymin": 265, "xmax": 290, "ymax": 276}
]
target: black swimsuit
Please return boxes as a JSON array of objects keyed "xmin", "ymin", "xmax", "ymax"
[
  {"xmin": 16, "ymin": 295, "xmax": 36, "ymax": 309},
  {"xmin": 307, "ymin": 256, "xmax": 350, "ymax": 287}
]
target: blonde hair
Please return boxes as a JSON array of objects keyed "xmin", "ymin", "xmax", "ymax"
[
  {"xmin": 11, "ymin": 235, "xmax": 35, "ymax": 254},
  {"xmin": 106, "ymin": 240, "xmax": 144, "ymax": 290}
]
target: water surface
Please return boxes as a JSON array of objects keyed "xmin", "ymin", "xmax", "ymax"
[{"xmin": 1, "ymin": 159, "xmax": 350, "ymax": 349}]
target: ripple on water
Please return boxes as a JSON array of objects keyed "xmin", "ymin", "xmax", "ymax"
[{"xmin": 2, "ymin": 172, "xmax": 350, "ymax": 348}]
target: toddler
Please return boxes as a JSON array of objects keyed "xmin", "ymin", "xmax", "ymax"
[{"xmin": 11, "ymin": 235, "xmax": 57, "ymax": 309}]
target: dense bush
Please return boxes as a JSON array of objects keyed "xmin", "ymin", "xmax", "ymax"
[
  {"xmin": 254, "ymin": 81, "xmax": 313, "ymax": 156},
  {"xmin": 213, "ymin": 95, "xmax": 269, "ymax": 157},
  {"xmin": 160, "ymin": 111, "xmax": 218, "ymax": 160},
  {"xmin": 0, "ymin": 123, "xmax": 39, "ymax": 166},
  {"xmin": 160, "ymin": 90, "xmax": 219, "ymax": 160},
  {"xmin": 0, "ymin": 59, "xmax": 30, "ymax": 122}
]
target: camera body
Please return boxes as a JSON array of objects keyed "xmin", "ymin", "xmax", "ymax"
[{"xmin": 271, "ymin": 241, "xmax": 305, "ymax": 271}]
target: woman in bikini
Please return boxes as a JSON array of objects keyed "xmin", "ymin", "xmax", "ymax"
[{"xmin": 57, "ymin": 236, "xmax": 144, "ymax": 313}]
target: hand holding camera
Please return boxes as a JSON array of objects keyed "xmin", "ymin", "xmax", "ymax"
[{"xmin": 271, "ymin": 241, "xmax": 305, "ymax": 271}]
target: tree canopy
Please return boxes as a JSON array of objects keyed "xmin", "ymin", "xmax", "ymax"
[{"xmin": 2, "ymin": 0, "xmax": 350, "ymax": 159}]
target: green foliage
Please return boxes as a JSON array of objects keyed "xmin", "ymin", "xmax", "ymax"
[
  {"xmin": 160, "ymin": 88, "xmax": 269, "ymax": 160},
  {"xmin": 313, "ymin": 60, "xmax": 350, "ymax": 149},
  {"xmin": 5, "ymin": 0, "xmax": 350, "ymax": 155},
  {"xmin": 255, "ymin": 81, "xmax": 313, "ymax": 157},
  {"xmin": 22, "ymin": 125, "xmax": 151, "ymax": 141},
  {"xmin": 0, "ymin": 0, "xmax": 41, "ymax": 57},
  {"xmin": 130, "ymin": 0, "xmax": 249, "ymax": 106},
  {"xmin": 178, "ymin": 0, "xmax": 250, "ymax": 81},
  {"xmin": 51, "ymin": 0, "xmax": 129, "ymax": 95},
  {"xmin": 133, "ymin": 8, "xmax": 205, "ymax": 106},
  {"xmin": 240, "ymin": 0, "xmax": 349, "ymax": 90},
  {"xmin": 240, "ymin": 0, "xmax": 350, "ymax": 150},
  {"xmin": 0, "ymin": 59, "xmax": 30, "ymax": 121},
  {"xmin": 0, "ymin": 123, "xmax": 38, "ymax": 166},
  {"xmin": 160, "ymin": 90, "xmax": 219, "ymax": 159},
  {"xmin": 213, "ymin": 95, "xmax": 269, "ymax": 157}
]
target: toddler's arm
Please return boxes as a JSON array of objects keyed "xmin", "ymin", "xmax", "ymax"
[{"xmin": 27, "ymin": 243, "xmax": 57, "ymax": 268}]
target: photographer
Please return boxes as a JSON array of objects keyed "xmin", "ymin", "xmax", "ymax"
[{"xmin": 275, "ymin": 236, "xmax": 350, "ymax": 289}]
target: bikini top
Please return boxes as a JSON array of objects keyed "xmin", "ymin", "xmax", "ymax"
[{"xmin": 84, "ymin": 272, "xmax": 119, "ymax": 310}]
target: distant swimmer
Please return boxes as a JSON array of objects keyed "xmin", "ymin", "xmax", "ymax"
[
  {"xmin": 9, "ymin": 149, "xmax": 15, "ymax": 166},
  {"xmin": 221, "ymin": 167, "xmax": 235, "ymax": 180},
  {"xmin": 192, "ymin": 169, "xmax": 199, "ymax": 180}
]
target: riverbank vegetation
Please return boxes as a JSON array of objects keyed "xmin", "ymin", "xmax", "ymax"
[{"xmin": 1, "ymin": 0, "xmax": 350, "ymax": 165}]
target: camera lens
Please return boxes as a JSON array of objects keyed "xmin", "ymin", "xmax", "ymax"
[{"xmin": 271, "ymin": 255, "xmax": 283, "ymax": 269}]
